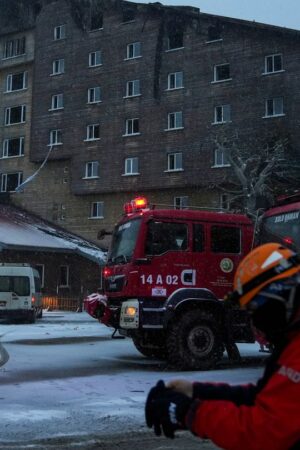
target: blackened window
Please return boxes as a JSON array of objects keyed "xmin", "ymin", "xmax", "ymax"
[
  {"xmin": 207, "ymin": 25, "xmax": 221, "ymax": 41},
  {"xmin": 214, "ymin": 64, "xmax": 230, "ymax": 82},
  {"xmin": 122, "ymin": 6, "xmax": 136, "ymax": 22},
  {"xmin": 211, "ymin": 226, "xmax": 241, "ymax": 253},
  {"xmin": 2, "ymin": 137, "xmax": 24, "ymax": 158},
  {"xmin": 168, "ymin": 32, "xmax": 183, "ymax": 50},
  {"xmin": 90, "ymin": 10, "xmax": 103, "ymax": 30},
  {"xmin": 1, "ymin": 172, "xmax": 23, "ymax": 192},
  {"xmin": 4, "ymin": 37, "xmax": 26, "ymax": 58}
]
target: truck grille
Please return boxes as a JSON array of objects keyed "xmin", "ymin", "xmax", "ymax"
[{"xmin": 104, "ymin": 275, "xmax": 125, "ymax": 292}]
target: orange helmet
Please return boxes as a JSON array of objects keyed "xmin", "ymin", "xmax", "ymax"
[{"xmin": 231, "ymin": 243, "xmax": 300, "ymax": 307}]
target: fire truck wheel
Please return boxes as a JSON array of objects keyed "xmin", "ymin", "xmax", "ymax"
[
  {"xmin": 166, "ymin": 309, "xmax": 224, "ymax": 370},
  {"xmin": 132, "ymin": 337, "xmax": 167, "ymax": 359}
]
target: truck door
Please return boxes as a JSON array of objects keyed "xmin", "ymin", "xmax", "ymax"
[
  {"xmin": 141, "ymin": 220, "xmax": 191, "ymax": 299},
  {"xmin": 204, "ymin": 224, "xmax": 242, "ymax": 299}
]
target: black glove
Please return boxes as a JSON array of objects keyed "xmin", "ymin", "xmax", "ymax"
[{"xmin": 145, "ymin": 380, "xmax": 192, "ymax": 438}]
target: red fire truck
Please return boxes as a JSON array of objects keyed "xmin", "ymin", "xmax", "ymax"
[
  {"xmin": 257, "ymin": 193, "xmax": 300, "ymax": 252},
  {"xmin": 97, "ymin": 197, "xmax": 255, "ymax": 370}
]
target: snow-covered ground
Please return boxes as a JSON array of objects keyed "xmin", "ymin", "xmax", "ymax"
[{"xmin": 0, "ymin": 311, "xmax": 265, "ymax": 447}]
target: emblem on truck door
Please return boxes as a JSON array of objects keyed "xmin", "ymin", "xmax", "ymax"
[{"xmin": 220, "ymin": 258, "xmax": 234, "ymax": 273}]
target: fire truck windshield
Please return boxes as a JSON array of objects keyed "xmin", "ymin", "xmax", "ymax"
[
  {"xmin": 108, "ymin": 218, "xmax": 142, "ymax": 264},
  {"xmin": 260, "ymin": 209, "xmax": 300, "ymax": 251}
]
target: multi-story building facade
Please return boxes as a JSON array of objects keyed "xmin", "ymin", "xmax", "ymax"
[
  {"xmin": 0, "ymin": 28, "xmax": 35, "ymax": 199},
  {"xmin": 1, "ymin": 0, "xmax": 300, "ymax": 247}
]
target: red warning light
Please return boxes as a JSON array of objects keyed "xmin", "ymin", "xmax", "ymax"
[
  {"xmin": 123, "ymin": 197, "xmax": 148, "ymax": 215},
  {"xmin": 283, "ymin": 236, "xmax": 293, "ymax": 246},
  {"xmin": 124, "ymin": 202, "xmax": 134, "ymax": 214},
  {"xmin": 132, "ymin": 197, "xmax": 148, "ymax": 210},
  {"xmin": 103, "ymin": 267, "xmax": 112, "ymax": 278}
]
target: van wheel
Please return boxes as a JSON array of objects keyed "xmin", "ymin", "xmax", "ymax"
[
  {"xmin": 166, "ymin": 310, "xmax": 224, "ymax": 370},
  {"xmin": 132, "ymin": 337, "xmax": 167, "ymax": 359}
]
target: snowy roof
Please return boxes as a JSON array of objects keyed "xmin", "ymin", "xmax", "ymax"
[{"xmin": 0, "ymin": 203, "xmax": 106, "ymax": 265}]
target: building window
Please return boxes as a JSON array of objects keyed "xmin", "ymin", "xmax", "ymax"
[
  {"xmin": 126, "ymin": 42, "xmax": 141, "ymax": 59},
  {"xmin": 1, "ymin": 172, "xmax": 23, "ymax": 192},
  {"xmin": 167, "ymin": 152, "xmax": 183, "ymax": 171},
  {"xmin": 167, "ymin": 111, "xmax": 183, "ymax": 130},
  {"xmin": 52, "ymin": 59, "xmax": 64, "ymax": 75},
  {"xmin": 89, "ymin": 50, "xmax": 102, "ymax": 67},
  {"xmin": 213, "ymin": 148, "xmax": 230, "ymax": 167},
  {"xmin": 124, "ymin": 157, "xmax": 139, "ymax": 175},
  {"xmin": 90, "ymin": 9, "xmax": 103, "ymax": 31},
  {"xmin": 90, "ymin": 201, "xmax": 104, "ymax": 218},
  {"xmin": 265, "ymin": 97, "xmax": 284, "ymax": 117},
  {"xmin": 213, "ymin": 63, "xmax": 231, "ymax": 82},
  {"xmin": 125, "ymin": 118, "xmax": 139, "ymax": 135},
  {"xmin": 122, "ymin": 6, "xmax": 136, "ymax": 22},
  {"xmin": 5, "ymin": 105, "xmax": 26, "ymax": 125},
  {"xmin": 50, "ymin": 94, "xmax": 64, "ymax": 110},
  {"xmin": 174, "ymin": 196, "xmax": 188, "ymax": 209},
  {"xmin": 264, "ymin": 54, "xmax": 283, "ymax": 74},
  {"xmin": 59, "ymin": 265, "xmax": 69, "ymax": 287},
  {"xmin": 49, "ymin": 129, "xmax": 62, "ymax": 145},
  {"xmin": 4, "ymin": 37, "xmax": 26, "ymax": 58},
  {"xmin": 214, "ymin": 104, "xmax": 231, "ymax": 124},
  {"xmin": 167, "ymin": 72, "xmax": 183, "ymax": 90},
  {"xmin": 2, "ymin": 137, "xmax": 24, "ymax": 158},
  {"xmin": 35, "ymin": 264, "xmax": 45, "ymax": 288},
  {"xmin": 167, "ymin": 32, "xmax": 183, "ymax": 50},
  {"xmin": 88, "ymin": 87, "xmax": 101, "ymax": 103},
  {"xmin": 6, "ymin": 71, "xmax": 27, "ymax": 92},
  {"xmin": 86, "ymin": 124, "xmax": 100, "ymax": 141},
  {"xmin": 54, "ymin": 25, "xmax": 66, "ymax": 40},
  {"xmin": 126, "ymin": 80, "xmax": 140, "ymax": 97},
  {"xmin": 207, "ymin": 25, "xmax": 222, "ymax": 42},
  {"xmin": 85, "ymin": 161, "xmax": 99, "ymax": 178}
]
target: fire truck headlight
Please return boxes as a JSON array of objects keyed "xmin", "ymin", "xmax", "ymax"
[
  {"xmin": 125, "ymin": 306, "xmax": 137, "ymax": 316},
  {"xmin": 120, "ymin": 300, "xmax": 139, "ymax": 329}
]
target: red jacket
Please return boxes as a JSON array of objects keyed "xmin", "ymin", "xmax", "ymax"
[{"xmin": 187, "ymin": 331, "xmax": 300, "ymax": 450}]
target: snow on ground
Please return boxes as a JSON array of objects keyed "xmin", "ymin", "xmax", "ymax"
[{"xmin": 0, "ymin": 311, "xmax": 265, "ymax": 445}]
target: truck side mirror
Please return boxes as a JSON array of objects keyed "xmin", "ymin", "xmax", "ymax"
[{"xmin": 97, "ymin": 229, "xmax": 112, "ymax": 240}]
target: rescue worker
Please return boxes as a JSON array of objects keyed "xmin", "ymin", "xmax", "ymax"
[{"xmin": 145, "ymin": 243, "xmax": 300, "ymax": 449}]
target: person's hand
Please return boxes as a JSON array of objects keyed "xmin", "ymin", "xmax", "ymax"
[
  {"xmin": 166, "ymin": 379, "xmax": 193, "ymax": 398},
  {"xmin": 145, "ymin": 380, "xmax": 192, "ymax": 438}
]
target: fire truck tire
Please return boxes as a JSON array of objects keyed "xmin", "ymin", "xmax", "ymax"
[
  {"xmin": 132, "ymin": 338, "xmax": 167, "ymax": 359},
  {"xmin": 166, "ymin": 309, "xmax": 224, "ymax": 370}
]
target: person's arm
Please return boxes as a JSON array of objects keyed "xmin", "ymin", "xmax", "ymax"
[
  {"xmin": 167, "ymin": 379, "xmax": 257, "ymax": 406},
  {"xmin": 185, "ymin": 352, "xmax": 300, "ymax": 450}
]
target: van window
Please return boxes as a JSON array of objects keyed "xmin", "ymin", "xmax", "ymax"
[
  {"xmin": 0, "ymin": 276, "xmax": 30, "ymax": 296},
  {"xmin": 145, "ymin": 221, "xmax": 188, "ymax": 255},
  {"xmin": 211, "ymin": 226, "xmax": 241, "ymax": 253}
]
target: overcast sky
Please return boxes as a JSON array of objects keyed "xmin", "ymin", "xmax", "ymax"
[{"xmin": 134, "ymin": 0, "xmax": 299, "ymax": 30}]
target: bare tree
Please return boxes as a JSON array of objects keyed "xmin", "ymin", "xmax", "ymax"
[{"xmin": 212, "ymin": 132, "xmax": 299, "ymax": 217}]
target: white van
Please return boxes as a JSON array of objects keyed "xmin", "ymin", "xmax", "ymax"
[{"xmin": 0, "ymin": 263, "xmax": 42, "ymax": 323}]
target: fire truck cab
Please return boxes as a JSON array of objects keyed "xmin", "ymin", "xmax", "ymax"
[
  {"xmin": 101, "ymin": 197, "xmax": 255, "ymax": 370},
  {"xmin": 257, "ymin": 193, "xmax": 300, "ymax": 252}
]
